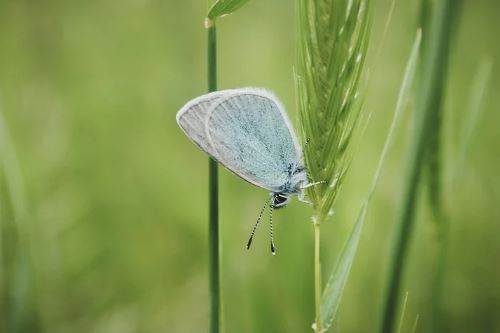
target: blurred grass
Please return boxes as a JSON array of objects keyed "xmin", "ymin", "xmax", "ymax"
[
  {"xmin": 377, "ymin": 0, "xmax": 462, "ymax": 331},
  {"xmin": 0, "ymin": 0, "xmax": 499, "ymax": 332},
  {"xmin": 0, "ymin": 103, "xmax": 40, "ymax": 333}
]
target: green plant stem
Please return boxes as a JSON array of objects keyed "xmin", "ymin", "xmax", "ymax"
[
  {"xmin": 207, "ymin": 19, "xmax": 220, "ymax": 333},
  {"xmin": 314, "ymin": 222, "xmax": 321, "ymax": 332},
  {"xmin": 377, "ymin": 0, "xmax": 461, "ymax": 332}
]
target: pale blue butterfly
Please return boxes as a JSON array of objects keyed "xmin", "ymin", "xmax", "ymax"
[{"xmin": 176, "ymin": 88, "xmax": 321, "ymax": 254}]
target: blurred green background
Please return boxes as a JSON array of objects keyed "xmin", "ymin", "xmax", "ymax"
[{"xmin": 0, "ymin": 0, "xmax": 499, "ymax": 332}]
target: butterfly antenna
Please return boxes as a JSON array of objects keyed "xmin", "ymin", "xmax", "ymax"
[
  {"xmin": 246, "ymin": 198, "xmax": 269, "ymax": 250},
  {"xmin": 269, "ymin": 205, "xmax": 276, "ymax": 255}
]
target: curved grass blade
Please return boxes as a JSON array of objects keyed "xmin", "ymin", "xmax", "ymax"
[
  {"xmin": 320, "ymin": 30, "xmax": 421, "ymax": 332},
  {"xmin": 207, "ymin": 0, "xmax": 250, "ymax": 20}
]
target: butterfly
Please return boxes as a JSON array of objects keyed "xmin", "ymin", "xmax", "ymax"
[{"xmin": 176, "ymin": 88, "xmax": 321, "ymax": 254}]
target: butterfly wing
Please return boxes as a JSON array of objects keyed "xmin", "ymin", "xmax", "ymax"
[
  {"xmin": 177, "ymin": 88, "xmax": 303, "ymax": 192},
  {"xmin": 205, "ymin": 89, "xmax": 302, "ymax": 192},
  {"xmin": 176, "ymin": 89, "xmax": 234, "ymax": 155}
]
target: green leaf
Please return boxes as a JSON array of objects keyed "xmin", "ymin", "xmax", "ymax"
[
  {"xmin": 207, "ymin": 0, "xmax": 250, "ymax": 20},
  {"xmin": 319, "ymin": 200, "xmax": 367, "ymax": 332},
  {"xmin": 320, "ymin": 30, "xmax": 422, "ymax": 332}
]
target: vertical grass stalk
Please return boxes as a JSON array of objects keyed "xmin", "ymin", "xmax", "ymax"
[
  {"xmin": 204, "ymin": 1, "xmax": 252, "ymax": 331},
  {"xmin": 206, "ymin": 18, "xmax": 220, "ymax": 333},
  {"xmin": 314, "ymin": 223, "xmax": 321, "ymax": 330},
  {"xmin": 296, "ymin": 0, "xmax": 371, "ymax": 331},
  {"xmin": 377, "ymin": 1, "xmax": 462, "ymax": 332}
]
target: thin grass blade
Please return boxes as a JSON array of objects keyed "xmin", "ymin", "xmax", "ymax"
[
  {"xmin": 396, "ymin": 292, "xmax": 409, "ymax": 333},
  {"xmin": 411, "ymin": 315, "xmax": 420, "ymax": 333}
]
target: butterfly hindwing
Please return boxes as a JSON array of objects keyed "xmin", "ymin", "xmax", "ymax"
[
  {"xmin": 176, "ymin": 90, "xmax": 231, "ymax": 157},
  {"xmin": 204, "ymin": 89, "xmax": 302, "ymax": 192}
]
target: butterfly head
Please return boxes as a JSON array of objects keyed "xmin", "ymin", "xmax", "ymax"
[{"xmin": 270, "ymin": 192, "xmax": 290, "ymax": 209}]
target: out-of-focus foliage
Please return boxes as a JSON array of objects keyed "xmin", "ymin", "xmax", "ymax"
[{"xmin": 0, "ymin": 1, "xmax": 498, "ymax": 333}]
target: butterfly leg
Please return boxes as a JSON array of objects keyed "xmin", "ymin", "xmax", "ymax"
[
  {"xmin": 300, "ymin": 180, "xmax": 326, "ymax": 189},
  {"xmin": 297, "ymin": 190, "xmax": 312, "ymax": 205}
]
